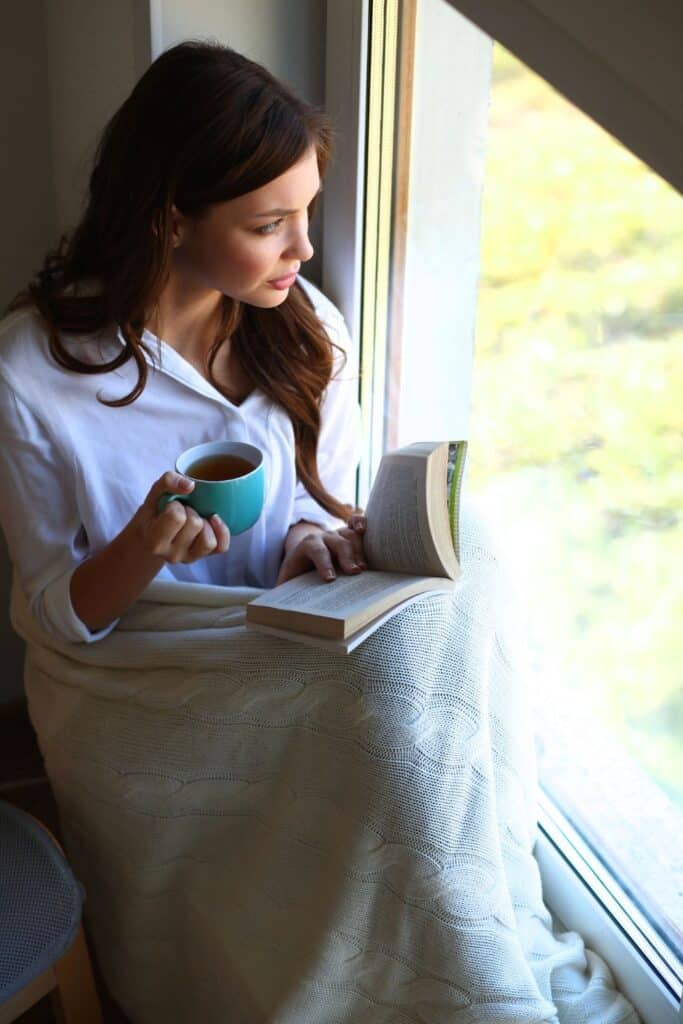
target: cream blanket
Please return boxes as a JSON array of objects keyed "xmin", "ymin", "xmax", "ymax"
[{"xmin": 10, "ymin": 505, "xmax": 639, "ymax": 1023}]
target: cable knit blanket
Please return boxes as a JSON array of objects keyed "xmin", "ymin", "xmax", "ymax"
[{"xmin": 9, "ymin": 504, "xmax": 639, "ymax": 1023}]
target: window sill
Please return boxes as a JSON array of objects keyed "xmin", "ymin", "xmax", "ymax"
[{"xmin": 535, "ymin": 787, "xmax": 682, "ymax": 1024}]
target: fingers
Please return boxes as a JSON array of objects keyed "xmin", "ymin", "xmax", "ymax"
[
  {"xmin": 349, "ymin": 513, "xmax": 367, "ymax": 533},
  {"xmin": 348, "ymin": 514, "xmax": 367, "ymax": 565},
  {"xmin": 188, "ymin": 512, "xmax": 230, "ymax": 558},
  {"xmin": 276, "ymin": 532, "xmax": 336, "ymax": 585},
  {"xmin": 150, "ymin": 500, "xmax": 231, "ymax": 564},
  {"xmin": 336, "ymin": 526, "xmax": 367, "ymax": 569},
  {"xmin": 187, "ymin": 516, "xmax": 217, "ymax": 558},
  {"xmin": 149, "ymin": 470, "xmax": 195, "ymax": 506},
  {"xmin": 276, "ymin": 522, "xmax": 371, "ymax": 586},
  {"xmin": 149, "ymin": 503, "xmax": 202, "ymax": 561},
  {"xmin": 208, "ymin": 513, "xmax": 231, "ymax": 553},
  {"xmin": 327, "ymin": 532, "xmax": 366, "ymax": 573}
]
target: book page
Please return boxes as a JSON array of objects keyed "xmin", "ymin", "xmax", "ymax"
[
  {"xmin": 247, "ymin": 570, "xmax": 454, "ymax": 638},
  {"xmin": 363, "ymin": 456, "xmax": 446, "ymax": 577},
  {"xmin": 246, "ymin": 588, "xmax": 453, "ymax": 654},
  {"xmin": 250, "ymin": 570, "xmax": 421, "ymax": 616}
]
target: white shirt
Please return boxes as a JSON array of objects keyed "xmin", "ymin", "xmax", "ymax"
[{"xmin": 0, "ymin": 276, "xmax": 361, "ymax": 645}]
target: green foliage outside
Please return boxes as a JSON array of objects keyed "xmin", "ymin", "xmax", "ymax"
[{"xmin": 469, "ymin": 46, "xmax": 683, "ymax": 807}]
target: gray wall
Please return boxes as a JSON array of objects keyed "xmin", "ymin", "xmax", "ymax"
[
  {"xmin": 449, "ymin": 0, "xmax": 683, "ymax": 193},
  {"xmin": 159, "ymin": 0, "xmax": 327, "ymax": 281},
  {"xmin": 0, "ymin": 0, "xmax": 326, "ymax": 704},
  {"xmin": 42, "ymin": 0, "xmax": 143, "ymax": 238},
  {"xmin": 0, "ymin": 0, "xmax": 55, "ymax": 704},
  {"xmin": 1, "ymin": 1, "xmax": 55, "ymax": 321}
]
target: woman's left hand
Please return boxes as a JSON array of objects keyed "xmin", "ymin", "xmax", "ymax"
[{"xmin": 276, "ymin": 514, "xmax": 368, "ymax": 586}]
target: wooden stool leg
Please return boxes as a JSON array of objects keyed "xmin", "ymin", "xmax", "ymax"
[{"xmin": 49, "ymin": 923, "xmax": 104, "ymax": 1024}]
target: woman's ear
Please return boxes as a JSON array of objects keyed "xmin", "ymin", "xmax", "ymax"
[
  {"xmin": 150, "ymin": 205, "xmax": 187, "ymax": 246},
  {"xmin": 170, "ymin": 203, "xmax": 186, "ymax": 249}
]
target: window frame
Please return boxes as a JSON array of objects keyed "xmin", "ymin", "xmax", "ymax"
[
  {"xmin": 322, "ymin": 2, "xmax": 683, "ymax": 1020},
  {"xmin": 536, "ymin": 790, "xmax": 682, "ymax": 1021}
]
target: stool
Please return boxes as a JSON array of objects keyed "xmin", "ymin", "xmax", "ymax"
[{"xmin": 0, "ymin": 798, "xmax": 103, "ymax": 1023}]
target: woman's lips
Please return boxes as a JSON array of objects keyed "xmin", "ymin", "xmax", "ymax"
[{"xmin": 267, "ymin": 272, "xmax": 298, "ymax": 290}]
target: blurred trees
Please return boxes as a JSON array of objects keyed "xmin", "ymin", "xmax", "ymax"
[{"xmin": 470, "ymin": 46, "xmax": 683, "ymax": 805}]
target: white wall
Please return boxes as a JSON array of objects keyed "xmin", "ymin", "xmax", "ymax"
[
  {"xmin": 0, "ymin": 0, "xmax": 327, "ymax": 704},
  {"xmin": 395, "ymin": 0, "xmax": 491, "ymax": 449}
]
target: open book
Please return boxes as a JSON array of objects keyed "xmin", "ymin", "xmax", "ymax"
[{"xmin": 246, "ymin": 440, "xmax": 468, "ymax": 653}]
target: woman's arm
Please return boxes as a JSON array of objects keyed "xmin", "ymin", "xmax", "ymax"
[
  {"xmin": 70, "ymin": 472, "xmax": 230, "ymax": 634},
  {"xmin": 69, "ymin": 517, "xmax": 166, "ymax": 634},
  {"xmin": 0, "ymin": 367, "xmax": 229, "ymax": 640},
  {"xmin": 0, "ymin": 370, "xmax": 118, "ymax": 644}
]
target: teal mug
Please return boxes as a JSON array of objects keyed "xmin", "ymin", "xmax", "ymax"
[{"xmin": 157, "ymin": 441, "xmax": 265, "ymax": 535}]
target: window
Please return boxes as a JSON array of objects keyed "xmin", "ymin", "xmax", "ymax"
[
  {"xmin": 472, "ymin": 38, "xmax": 683, "ymax": 975},
  {"xmin": 323, "ymin": 0, "xmax": 682, "ymax": 1018}
]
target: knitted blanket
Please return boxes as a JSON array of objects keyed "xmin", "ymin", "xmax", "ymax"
[{"xmin": 10, "ymin": 504, "xmax": 639, "ymax": 1023}]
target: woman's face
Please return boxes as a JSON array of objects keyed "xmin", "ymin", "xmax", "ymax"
[{"xmin": 170, "ymin": 146, "xmax": 320, "ymax": 308}]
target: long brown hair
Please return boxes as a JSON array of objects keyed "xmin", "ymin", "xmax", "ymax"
[{"xmin": 4, "ymin": 39, "xmax": 354, "ymax": 522}]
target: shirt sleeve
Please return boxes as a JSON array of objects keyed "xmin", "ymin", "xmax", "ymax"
[
  {"xmin": 0, "ymin": 366, "xmax": 120, "ymax": 644},
  {"xmin": 291, "ymin": 305, "xmax": 362, "ymax": 532}
]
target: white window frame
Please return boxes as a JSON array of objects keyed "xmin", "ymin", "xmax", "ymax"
[{"xmin": 322, "ymin": 2, "xmax": 683, "ymax": 1021}]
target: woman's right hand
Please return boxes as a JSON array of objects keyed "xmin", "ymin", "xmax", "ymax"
[{"xmin": 133, "ymin": 471, "xmax": 231, "ymax": 564}]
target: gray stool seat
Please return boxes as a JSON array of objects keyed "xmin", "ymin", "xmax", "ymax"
[{"xmin": 0, "ymin": 798, "xmax": 84, "ymax": 1007}]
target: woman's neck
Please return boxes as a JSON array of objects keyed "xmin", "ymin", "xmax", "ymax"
[{"xmin": 146, "ymin": 274, "xmax": 224, "ymax": 361}]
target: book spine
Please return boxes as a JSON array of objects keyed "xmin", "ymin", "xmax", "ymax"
[{"xmin": 447, "ymin": 441, "xmax": 468, "ymax": 562}]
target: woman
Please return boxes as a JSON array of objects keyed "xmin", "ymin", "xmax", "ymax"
[
  {"xmin": 2, "ymin": 38, "xmax": 638, "ymax": 1024},
  {"xmin": 0, "ymin": 38, "xmax": 366, "ymax": 646}
]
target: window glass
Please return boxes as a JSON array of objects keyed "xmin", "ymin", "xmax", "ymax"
[{"xmin": 469, "ymin": 42, "xmax": 683, "ymax": 960}]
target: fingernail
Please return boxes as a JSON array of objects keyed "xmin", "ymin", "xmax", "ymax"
[
  {"xmin": 183, "ymin": 477, "xmax": 195, "ymax": 489},
  {"xmin": 211, "ymin": 513, "xmax": 223, "ymax": 524},
  {"xmin": 349, "ymin": 562, "xmax": 359, "ymax": 570},
  {"xmin": 325, "ymin": 570, "xmax": 336, "ymax": 580}
]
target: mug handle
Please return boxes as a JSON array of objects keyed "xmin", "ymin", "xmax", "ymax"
[{"xmin": 157, "ymin": 492, "xmax": 192, "ymax": 514}]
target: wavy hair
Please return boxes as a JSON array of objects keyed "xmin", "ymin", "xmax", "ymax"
[{"xmin": 4, "ymin": 39, "xmax": 354, "ymax": 521}]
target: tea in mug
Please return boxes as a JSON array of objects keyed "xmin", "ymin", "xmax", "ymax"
[{"xmin": 186, "ymin": 453, "xmax": 254, "ymax": 481}]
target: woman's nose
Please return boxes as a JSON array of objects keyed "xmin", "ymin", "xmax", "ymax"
[{"xmin": 284, "ymin": 222, "xmax": 314, "ymax": 263}]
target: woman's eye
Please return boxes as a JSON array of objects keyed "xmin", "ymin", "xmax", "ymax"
[{"xmin": 254, "ymin": 219, "xmax": 284, "ymax": 236}]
